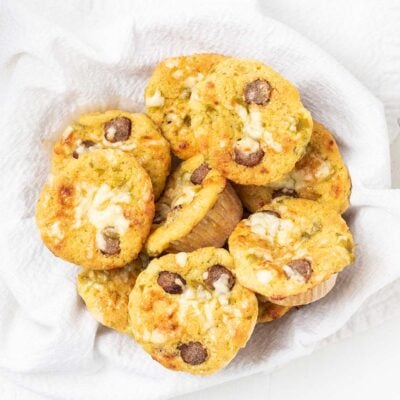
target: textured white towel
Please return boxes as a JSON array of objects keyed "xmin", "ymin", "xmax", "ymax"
[{"xmin": 0, "ymin": 1, "xmax": 399, "ymax": 399}]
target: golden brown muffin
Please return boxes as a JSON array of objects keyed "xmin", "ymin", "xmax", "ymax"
[
  {"xmin": 145, "ymin": 53, "xmax": 226, "ymax": 160},
  {"xmin": 190, "ymin": 57, "xmax": 313, "ymax": 185},
  {"xmin": 77, "ymin": 257, "xmax": 145, "ymax": 334},
  {"xmin": 257, "ymin": 295, "xmax": 291, "ymax": 323},
  {"xmin": 52, "ymin": 110, "xmax": 171, "ymax": 199},
  {"xmin": 228, "ymin": 197, "xmax": 354, "ymax": 301},
  {"xmin": 145, "ymin": 154, "xmax": 242, "ymax": 257},
  {"xmin": 36, "ymin": 149, "xmax": 154, "ymax": 269},
  {"xmin": 128, "ymin": 247, "xmax": 258, "ymax": 375},
  {"xmin": 269, "ymin": 273, "xmax": 338, "ymax": 306},
  {"xmin": 235, "ymin": 121, "xmax": 351, "ymax": 213}
]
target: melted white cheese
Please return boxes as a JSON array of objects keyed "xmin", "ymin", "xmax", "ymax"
[
  {"xmin": 286, "ymin": 157, "xmax": 333, "ymax": 190},
  {"xmin": 247, "ymin": 212, "xmax": 281, "ymax": 239},
  {"xmin": 74, "ymin": 140, "xmax": 89, "ymax": 156},
  {"xmin": 102, "ymin": 137, "xmax": 137, "ymax": 151},
  {"xmin": 105, "ymin": 125, "xmax": 116, "ymax": 140},
  {"xmin": 172, "ymin": 69, "xmax": 184, "ymax": 79},
  {"xmin": 48, "ymin": 221, "xmax": 64, "ymax": 240},
  {"xmin": 176, "ymin": 277, "xmax": 240, "ymax": 338},
  {"xmin": 256, "ymin": 269, "xmax": 274, "ymax": 284},
  {"xmin": 95, "ymin": 231, "xmax": 107, "ymax": 251},
  {"xmin": 314, "ymin": 160, "xmax": 332, "ymax": 179},
  {"xmin": 177, "ymin": 287, "xmax": 199, "ymax": 323},
  {"xmin": 62, "ymin": 125, "xmax": 73, "ymax": 140},
  {"xmin": 247, "ymin": 212, "xmax": 296, "ymax": 245},
  {"xmin": 203, "ymin": 301, "xmax": 215, "ymax": 330},
  {"xmin": 171, "ymin": 186, "xmax": 197, "ymax": 208},
  {"xmin": 218, "ymin": 295, "xmax": 229, "ymax": 306},
  {"xmin": 263, "ymin": 130, "xmax": 283, "ymax": 153},
  {"xmin": 213, "ymin": 274, "xmax": 231, "ymax": 295},
  {"xmin": 175, "ymin": 252, "xmax": 188, "ymax": 267},
  {"xmin": 142, "ymin": 329, "xmax": 166, "ymax": 344},
  {"xmin": 184, "ymin": 73, "xmax": 204, "ymax": 88},
  {"xmin": 276, "ymin": 219, "xmax": 295, "ymax": 245},
  {"xmin": 145, "ymin": 90, "xmax": 165, "ymax": 107},
  {"xmin": 288, "ymin": 116, "xmax": 298, "ymax": 133},
  {"xmin": 189, "ymin": 87, "xmax": 200, "ymax": 103},
  {"xmin": 74, "ymin": 183, "xmax": 131, "ymax": 236},
  {"xmin": 165, "ymin": 59, "xmax": 179, "ymax": 68},
  {"xmin": 235, "ymin": 105, "xmax": 282, "ymax": 152},
  {"xmin": 196, "ymin": 285, "xmax": 212, "ymax": 301},
  {"xmin": 291, "ymin": 246, "xmax": 311, "ymax": 261},
  {"xmin": 235, "ymin": 137, "xmax": 260, "ymax": 153}
]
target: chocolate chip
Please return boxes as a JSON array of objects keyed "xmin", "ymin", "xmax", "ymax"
[
  {"xmin": 104, "ymin": 117, "xmax": 131, "ymax": 142},
  {"xmin": 284, "ymin": 259, "xmax": 312, "ymax": 282},
  {"xmin": 183, "ymin": 115, "xmax": 191, "ymax": 127},
  {"xmin": 82, "ymin": 140, "xmax": 95, "ymax": 147},
  {"xmin": 272, "ymin": 188, "xmax": 299, "ymax": 199},
  {"xmin": 157, "ymin": 271, "xmax": 186, "ymax": 294},
  {"xmin": 100, "ymin": 226, "xmax": 120, "ymax": 255},
  {"xmin": 204, "ymin": 264, "xmax": 235, "ymax": 291},
  {"xmin": 234, "ymin": 147, "xmax": 265, "ymax": 167},
  {"xmin": 261, "ymin": 210, "xmax": 281, "ymax": 218},
  {"xmin": 178, "ymin": 342, "xmax": 208, "ymax": 365},
  {"xmin": 190, "ymin": 163, "xmax": 211, "ymax": 185},
  {"xmin": 244, "ymin": 79, "xmax": 272, "ymax": 105},
  {"xmin": 72, "ymin": 140, "xmax": 96, "ymax": 159}
]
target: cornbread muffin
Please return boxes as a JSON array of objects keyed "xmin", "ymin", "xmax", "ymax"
[
  {"xmin": 128, "ymin": 247, "xmax": 258, "ymax": 375},
  {"xmin": 145, "ymin": 54, "xmax": 226, "ymax": 160},
  {"xmin": 190, "ymin": 58, "xmax": 313, "ymax": 185},
  {"xmin": 235, "ymin": 121, "xmax": 351, "ymax": 213},
  {"xmin": 77, "ymin": 257, "xmax": 145, "ymax": 334},
  {"xmin": 269, "ymin": 273, "xmax": 338, "ymax": 306},
  {"xmin": 228, "ymin": 197, "xmax": 354, "ymax": 301},
  {"xmin": 52, "ymin": 110, "xmax": 171, "ymax": 199},
  {"xmin": 257, "ymin": 295, "xmax": 291, "ymax": 323},
  {"xmin": 36, "ymin": 149, "xmax": 154, "ymax": 269},
  {"xmin": 145, "ymin": 154, "xmax": 242, "ymax": 257}
]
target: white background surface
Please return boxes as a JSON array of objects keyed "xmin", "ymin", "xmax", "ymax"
[
  {"xmin": 1, "ymin": 1, "xmax": 399, "ymax": 399},
  {"xmin": 176, "ymin": 1, "xmax": 400, "ymax": 399}
]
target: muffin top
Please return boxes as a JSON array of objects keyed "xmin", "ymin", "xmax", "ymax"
[
  {"xmin": 77, "ymin": 257, "xmax": 145, "ymax": 334},
  {"xmin": 145, "ymin": 53, "xmax": 226, "ymax": 160},
  {"xmin": 228, "ymin": 197, "xmax": 354, "ymax": 299},
  {"xmin": 235, "ymin": 121, "xmax": 351, "ymax": 213},
  {"xmin": 190, "ymin": 58, "xmax": 313, "ymax": 185},
  {"xmin": 52, "ymin": 110, "xmax": 171, "ymax": 199},
  {"xmin": 36, "ymin": 149, "xmax": 154, "ymax": 269},
  {"xmin": 128, "ymin": 247, "xmax": 258, "ymax": 375},
  {"xmin": 145, "ymin": 154, "xmax": 228, "ymax": 256}
]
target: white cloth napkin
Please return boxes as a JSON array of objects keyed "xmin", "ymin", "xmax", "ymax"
[
  {"xmin": 259, "ymin": 0, "xmax": 400, "ymax": 144},
  {"xmin": 1, "ymin": 1, "xmax": 399, "ymax": 399}
]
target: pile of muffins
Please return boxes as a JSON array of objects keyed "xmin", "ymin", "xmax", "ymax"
[{"xmin": 36, "ymin": 54, "xmax": 355, "ymax": 375}]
